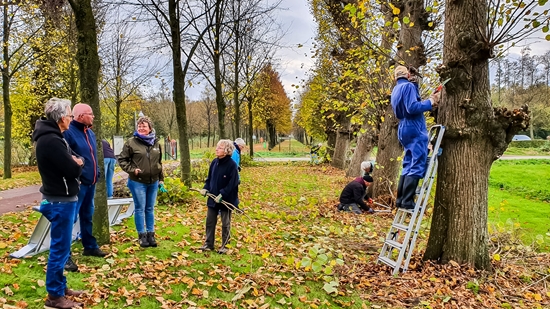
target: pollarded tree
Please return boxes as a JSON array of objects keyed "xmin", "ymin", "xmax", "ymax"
[{"xmin": 423, "ymin": 0, "xmax": 547, "ymax": 269}]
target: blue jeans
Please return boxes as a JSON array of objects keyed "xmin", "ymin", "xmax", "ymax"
[
  {"xmin": 75, "ymin": 184, "xmax": 99, "ymax": 250},
  {"xmin": 127, "ymin": 179, "xmax": 158, "ymax": 234},
  {"xmin": 41, "ymin": 201, "xmax": 77, "ymax": 297},
  {"xmin": 104, "ymin": 158, "xmax": 116, "ymax": 198}
]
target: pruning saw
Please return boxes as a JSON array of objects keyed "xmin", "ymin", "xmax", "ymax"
[{"xmin": 435, "ymin": 78, "xmax": 451, "ymax": 93}]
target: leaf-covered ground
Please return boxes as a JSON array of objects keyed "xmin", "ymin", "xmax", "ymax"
[{"xmin": 0, "ymin": 163, "xmax": 549, "ymax": 308}]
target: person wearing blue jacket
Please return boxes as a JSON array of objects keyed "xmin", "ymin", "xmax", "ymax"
[
  {"xmin": 391, "ymin": 66, "xmax": 440, "ymax": 210},
  {"xmin": 63, "ymin": 103, "xmax": 107, "ymax": 272},
  {"xmin": 199, "ymin": 139, "xmax": 239, "ymax": 254}
]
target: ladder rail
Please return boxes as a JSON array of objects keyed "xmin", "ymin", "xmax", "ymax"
[{"xmin": 377, "ymin": 124, "xmax": 445, "ymax": 275}]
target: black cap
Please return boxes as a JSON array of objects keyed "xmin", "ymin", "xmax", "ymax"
[{"xmin": 362, "ymin": 175, "xmax": 373, "ymax": 183}]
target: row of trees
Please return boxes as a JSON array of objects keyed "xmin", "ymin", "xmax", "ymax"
[
  {"xmin": 1, "ymin": 0, "xmax": 293, "ymax": 179},
  {"xmin": 295, "ymin": 0, "xmax": 548, "ymax": 270},
  {"xmin": 492, "ymin": 48, "xmax": 550, "ymax": 139}
]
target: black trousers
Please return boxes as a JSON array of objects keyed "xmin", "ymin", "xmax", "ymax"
[{"xmin": 204, "ymin": 207, "xmax": 232, "ymax": 249}]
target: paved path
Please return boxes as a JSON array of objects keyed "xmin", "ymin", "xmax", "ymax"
[{"xmin": 499, "ymin": 155, "xmax": 550, "ymax": 160}]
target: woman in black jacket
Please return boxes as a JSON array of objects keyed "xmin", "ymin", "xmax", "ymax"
[{"xmin": 199, "ymin": 139, "xmax": 239, "ymax": 254}]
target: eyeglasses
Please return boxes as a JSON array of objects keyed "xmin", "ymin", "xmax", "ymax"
[
  {"xmin": 66, "ymin": 114, "xmax": 74, "ymax": 119},
  {"xmin": 81, "ymin": 112, "xmax": 94, "ymax": 116}
]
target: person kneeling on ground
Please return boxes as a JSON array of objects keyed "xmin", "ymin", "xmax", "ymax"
[{"xmin": 337, "ymin": 175, "xmax": 374, "ymax": 214}]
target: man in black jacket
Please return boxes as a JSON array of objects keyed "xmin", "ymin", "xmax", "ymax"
[
  {"xmin": 338, "ymin": 175, "xmax": 374, "ymax": 214},
  {"xmin": 33, "ymin": 98, "xmax": 85, "ymax": 309}
]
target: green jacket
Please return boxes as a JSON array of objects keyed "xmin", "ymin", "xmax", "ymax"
[{"xmin": 117, "ymin": 137, "xmax": 164, "ymax": 184}]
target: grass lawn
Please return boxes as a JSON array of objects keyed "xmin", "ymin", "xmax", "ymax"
[
  {"xmin": 0, "ymin": 161, "xmax": 549, "ymax": 308},
  {"xmin": 503, "ymin": 146, "xmax": 550, "ymax": 156},
  {"xmin": 0, "ymin": 166, "xmax": 41, "ymax": 191}
]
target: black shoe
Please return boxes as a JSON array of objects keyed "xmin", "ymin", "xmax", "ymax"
[
  {"xmin": 400, "ymin": 176, "xmax": 420, "ymax": 210},
  {"xmin": 147, "ymin": 232, "xmax": 157, "ymax": 247},
  {"xmin": 64, "ymin": 257, "xmax": 78, "ymax": 272},
  {"xmin": 139, "ymin": 233, "xmax": 150, "ymax": 247},
  {"xmin": 200, "ymin": 245, "xmax": 213, "ymax": 251},
  {"xmin": 83, "ymin": 248, "xmax": 108, "ymax": 257}
]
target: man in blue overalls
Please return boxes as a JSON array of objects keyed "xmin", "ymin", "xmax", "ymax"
[{"xmin": 391, "ymin": 66, "xmax": 440, "ymax": 210}]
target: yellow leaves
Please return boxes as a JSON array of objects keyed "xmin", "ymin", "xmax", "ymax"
[
  {"xmin": 493, "ymin": 254, "xmax": 501, "ymax": 261},
  {"xmin": 261, "ymin": 251, "xmax": 271, "ymax": 259},
  {"xmin": 389, "ymin": 3, "xmax": 400, "ymax": 15},
  {"xmin": 0, "ymin": 242, "xmax": 7, "ymax": 249}
]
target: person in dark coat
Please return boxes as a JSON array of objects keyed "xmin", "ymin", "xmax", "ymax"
[
  {"xmin": 199, "ymin": 139, "xmax": 239, "ymax": 254},
  {"xmin": 33, "ymin": 98, "xmax": 84, "ymax": 309},
  {"xmin": 391, "ymin": 65, "xmax": 440, "ymax": 210},
  {"xmin": 338, "ymin": 175, "xmax": 374, "ymax": 214}
]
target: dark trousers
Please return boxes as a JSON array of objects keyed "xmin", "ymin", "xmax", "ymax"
[
  {"xmin": 75, "ymin": 184, "xmax": 99, "ymax": 250},
  {"xmin": 204, "ymin": 207, "xmax": 232, "ymax": 249},
  {"xmin": 41, "ymin": 201, "xmax": 77, "ymax": 297}
]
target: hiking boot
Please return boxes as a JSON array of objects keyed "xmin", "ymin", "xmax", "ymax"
[
  {"xmin": 44, "ymin": 295, "xmax": 83, "ymax": 309},
  {"xmin": 146, "ymin": 232, "xmax": 157, "ymax": 247},
  {"xmin": 82, "ymin": 248, "xmax": 108, "ymax": 257},
  {"xmin": 65, "ymin": 288, "xmax": 85, "ymax": 297},
  {"xmin": 200, "ymin": 245, "xmax": 213, "ymax": 252},
  {"xmin": 217, "ymin": 247, "xmax": 228, "ymax": 254},
  {"xmin": 64, "ymin": 257, "xmax": 78, "ymax": 272},
  {"xmin": 138, "ymin": 233, "xmax": 150, "ymax": 247}
]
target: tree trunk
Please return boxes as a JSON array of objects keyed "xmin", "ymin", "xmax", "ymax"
[
  {"xmin": 331, "ymin": 119, "xmax": 351, "ymax": 169},
  {"xmin": 213, "ymin": 0, "xmax": 226, "ymax": 139},
  {"xmin": 267, "ymin": 121, "xmax": 276, "ymax": 150},
  {"xmin": 372, "ymin": 104, "xmax": 402, "ymax": 198},
  {"xmin": 248, "ymin": 96, "xmax": 254, "ymax": 157},
  {"xmin": 346, "ymin": 125, "xmax": 376, "ymax": 177},
  {"xmin": 168, "ymin": 0, "xmax": 191, "ymax": 186},
  {"xmin": 422, "ymin": 0, "xmax": 527, "ymax": 270},
  {"xmin": 69, "ymin": 0, "xmax": 109, "ymax": 245}
]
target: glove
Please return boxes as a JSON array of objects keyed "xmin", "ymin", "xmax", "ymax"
[
  {"xmin": 368, "ymin": 198, "xmax": 373, "ymax": 204},
  {"xmin": 214, "ymin": 194, "xmax": 223, "ymax": 203},
  {"xmin": 158, "ymin": 183, "xmax": 167, "ymax": 193},
  {"xmin": 199, "ymin": 189, "xmax": 208, "ymax": 196}
]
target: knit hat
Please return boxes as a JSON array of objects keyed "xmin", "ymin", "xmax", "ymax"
[
  {"xmin": 235, "ymin": 138, "xmax": 246, "ymax": 147},
  {"xmin": 394, "ymin": 65, "xmax": 409, "ymax": 79},
  {"xmin": 362, "ymin": 175, "xmax": 373, "ymax": 183}
]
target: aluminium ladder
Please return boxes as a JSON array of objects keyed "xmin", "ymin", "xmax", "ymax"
[{"xmin": 377, "ymin": 125, "xmax": 445, "ymax": 275}]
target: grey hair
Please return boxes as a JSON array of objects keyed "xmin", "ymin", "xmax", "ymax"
[
  {"xmin": 217, "ymin": 139, "xmax": 235, "ymax": 156},
  {"xmin": 45, "ymin": 98, "xmax": 72, "ymax": 122},
  {"xmin": 235, "ymin": 138, "xmax": 245, "ymax": 147}
]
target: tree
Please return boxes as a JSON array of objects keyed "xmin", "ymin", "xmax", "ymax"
[
  {"xmin": 1, "ymin": 2, "xmax": 43, "ymax": 178},
  {"xmin": 65, "ymin": 0, "xmax": 110, "ymax": 244},
  {"xmin": 423, "ymin": 0, "xmax": 547, "ymax": 269}
]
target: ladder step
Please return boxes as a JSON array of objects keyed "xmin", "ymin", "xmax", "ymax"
[
  {"xmin": 397, "ymin": 208, "xmax": 414, "ymax": 214},
  {"xmin": 384, "ymin": 239, "xmax": 403, "ymax": 249},
  {"xmin": 378, "ymin": 256, "xmax": 397, "ymax": 268},
  {"xmin": 392, "ymin": 223, "xmax": 409, "ymax": 231}
]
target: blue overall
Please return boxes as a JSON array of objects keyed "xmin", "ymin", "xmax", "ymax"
[{"xmin": 391, "ymin": 78, "xmax": 433, "ymax": 178}]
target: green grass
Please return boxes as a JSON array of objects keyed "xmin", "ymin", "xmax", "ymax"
[
  {"xmin": 503, "ymin": 147, "xmax": 550, "ymax": 156},
  {"xmin": 0, "ymin": 168, "xmax": 41, "ymax": 191}
]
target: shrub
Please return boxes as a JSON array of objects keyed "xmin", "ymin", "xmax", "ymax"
[
  {"xmin": 157, "ymin": 177, "xmax": 191, "ymax": 205},
  {"xmin": 509, "ymin": 140, "xmax": 548, "ymax": 148}
]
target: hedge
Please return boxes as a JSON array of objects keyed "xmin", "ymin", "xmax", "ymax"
[{"xmin": 509, "ymin": 140, "xmax": 549, "ymax": 148}]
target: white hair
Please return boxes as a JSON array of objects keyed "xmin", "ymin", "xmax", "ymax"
[
  {"xmin": 361, "ymin": 161, "xmax": 373, "ymax": 171},
  {"xmin": 235, "ymin": 138, "xmax": 245, "ymax": 147},
  {"xmin": 217, "ymin": 139, "xmax": 235, "ymax": 156},
  {"xmin": 45, "ymin": 98, "xmax": 72, "ymax": 122}
]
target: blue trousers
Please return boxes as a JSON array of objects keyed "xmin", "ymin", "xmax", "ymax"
[
  {"xmin": 127, "ymin": 179, "xmax": 158, "ymax": 234},
  {"xmin": 398, "ymin": 126, "xmax": 429, "ymax": 178},
  {"xmin": 75, "ymin": 184, "xmax": 99, "ymax": 250},
  {"xmin": 104, "ymin": 158, "xmax": 116, "ymax": 198},
  {"xmin": 41, "ymin": 201, "xmax": 77, "ymax": 297}
]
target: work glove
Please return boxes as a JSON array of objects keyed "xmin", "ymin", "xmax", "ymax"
[
  {"xmin": 214, "ymin": 194, "xmax": 223, "ymax": 203},
  {"xmin": 158, "ymin": 183, "xmax": 168, "ymax": 193},
  {"xmin": 199, "ymin": 189, "xmax": 208, "ymax": 197},
  {"xmin": 367, "ymin": 198, "xmax": 373, "ymax": 204}
]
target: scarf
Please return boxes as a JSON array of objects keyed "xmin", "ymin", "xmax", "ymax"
[{"xmin": 134, "ymin": 130, "xmax": 156, "ymax": 146}]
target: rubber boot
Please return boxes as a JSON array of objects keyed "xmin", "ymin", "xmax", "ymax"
[
  {"xmin": 147, "ymin": 232, "xmax": 157, "ymax": 247},
  {"xmin": 138, "ymin": 233, "xmax": 150, "ymax": 247},
  {"xmin": 395, "ymin": 176, "xmax": 405, "ymax": 209},
  {"xmin": 400, "ymin": 176, "xmax": 420, "ymax": 210},
  {"xmin": 44, "ymin": 295, "xmax": 83, "ymax": 309}
]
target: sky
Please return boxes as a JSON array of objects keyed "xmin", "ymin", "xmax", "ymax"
[{"xmin": 183, "ymin": 0, "xmax": 316, "ymax": 102}]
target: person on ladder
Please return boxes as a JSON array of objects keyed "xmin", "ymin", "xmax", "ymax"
[{"xmin": 391, "ymin": 65, "xmax": 441, "ymax": 210}]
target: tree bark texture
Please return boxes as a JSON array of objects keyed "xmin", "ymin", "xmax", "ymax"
[
  {"xmin": 168, "ymin": 0, "xmax": 191, "ymax": 187},
  {"xmin": 2, "ymin": 4, "xmax": 12, "ymax": 179},
  {"xmin": 372, "ymin": 104, "xmax": 402, "ymax": 198},
  {"xmin": 423, "ymin": 0, "xmax": 528, "ymax": 270},
  {"xmin": 331, "ymin": 118, "xmax": 352, "ymax": 170},
  {"xmin": 346, "ymin": 125, "xmax": 376, "ymax": 177},
  {"xmin": 214, "ymin": 0, "xmax": 226, "ymax": 139},
  {"xmin": 69, "ymin": 0, "xmax": 109, "ymax": 244}
]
